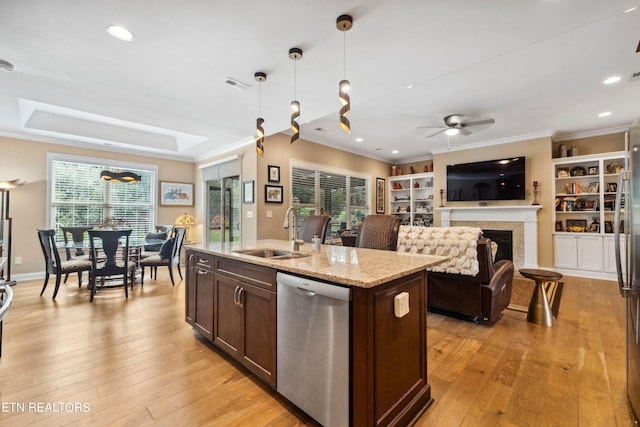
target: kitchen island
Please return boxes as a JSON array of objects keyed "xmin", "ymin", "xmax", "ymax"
[{"xmin": 185, "ymin": 240, "xmax": 447, "ymax": 426}]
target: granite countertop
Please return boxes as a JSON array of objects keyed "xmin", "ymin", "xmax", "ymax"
[{"xmin": 187, "ymin": 240, "xmax": 448, "ymax": 288}]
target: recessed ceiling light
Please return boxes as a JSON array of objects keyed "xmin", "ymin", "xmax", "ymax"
[
  {"xmin": 406, "ymin": 84, "xmax": 414, "ymax": 89},
  {"xmin": 355, "ymin": 137, "xmax": 363, "ymax": 142},
  {"xmin": 598, "ymin": 111, "xmax": 612, "ymax": 117},
  {"xmin": 106, "ymin": 25, "xmax": 134, "ymax": 41},
  {"xmin": 603, "ymin": 76, "xmax": 621, "ymax": 84},
  {"xmin": 624, "ymin": 7, "xmax": 637, "ymax": 13},
  {"xmin": 392, "ymin": 150, "xmax": 399, "ymax": 154}
]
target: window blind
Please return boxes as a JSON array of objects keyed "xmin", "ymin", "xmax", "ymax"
[
  {"xmin": 291, "ymin": 166, "xmax": 370, "ymax": 240},
  {"xmin": 50, "ymin": 159, "xmax": 155, "ymax": 242}
]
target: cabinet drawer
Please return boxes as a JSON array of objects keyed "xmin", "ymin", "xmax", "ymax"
[
  {"xmin": 214, "ymin": 257, "xmax": 277, "ymax": 291},
  {"xmin": 188, "ymin": 250, "xmax": 214, "ymax": 270}
]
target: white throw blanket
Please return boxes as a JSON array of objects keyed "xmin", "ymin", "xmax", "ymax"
[{"xmin": 396, "ymin": 226, "xmax": 483, "ymax": 276}]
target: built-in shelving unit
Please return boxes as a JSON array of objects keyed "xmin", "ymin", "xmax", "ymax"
[
  {"xmin": 388, "ymin": 172, "xmax": 434, "ymax": 226},
  {"xmin": 552, "ymin": 151, "xmax": 626, "ymax": 277}
]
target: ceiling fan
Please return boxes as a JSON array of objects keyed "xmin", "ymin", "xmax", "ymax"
[{"xmin": 419, "ymin": 114, "xmax": 495, "ymax": 138}]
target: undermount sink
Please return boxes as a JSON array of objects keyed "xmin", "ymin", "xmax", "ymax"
[{"xmin": 233, "ymin": 248, "xmax": 310, "ymax": 260}]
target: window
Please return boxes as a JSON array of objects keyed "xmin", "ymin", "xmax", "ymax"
[
  {"xmin": 48, "ymin": 154, "xmax": 156, "ymax": 242},
  {"xmin": 291, "ymin": 163, "xmax": 369, "ymax": 240}
]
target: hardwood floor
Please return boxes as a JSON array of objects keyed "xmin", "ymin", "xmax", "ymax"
[{"xmin": 0, "ymin": 272, "xmax": 636, "ymax": 426}]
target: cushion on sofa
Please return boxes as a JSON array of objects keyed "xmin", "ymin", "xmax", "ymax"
[{"xmin": 396, "ymin": 226, "xmax": 483, "ymax": 276}]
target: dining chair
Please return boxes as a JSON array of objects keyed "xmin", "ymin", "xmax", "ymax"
[
  {"xmin": 355, "ymin": 215, "xmax": 401, "ymax": 251},
  {"xmin": 139, "ymin": 227, "xmax": 186, "ymax": 286},
  {"xmin": 298, "ymin": 215, "xmax": 331, "ymax": 244},
  {"xmin": 60, "ymin": 226, "xmax": 92, "ymax": 284},
  {"xmin": 37, "ymin": 229, "xmax": 93, "ymax": 299},
  {"xmin": 87, "ymin": 229, "xmax": 135, "ymax": 302}
]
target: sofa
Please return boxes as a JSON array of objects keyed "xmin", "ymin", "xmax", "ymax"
[{"xmin": 396, "ymin": 226, "xmax": 514, "ymax": 324}]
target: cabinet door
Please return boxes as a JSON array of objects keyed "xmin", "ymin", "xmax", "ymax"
[
  {"xmin": 577, "ymin": 235, "xmax": 603, "ymax": 271},
  {"xmin": 241, "ymin": 282, "xmax": 276, "ymax": 386},
  {"xmin": 213, "ymin": 274, "xmax": 243, "ymax": 358},
  {"xmin": 554, "ymin": 235, "xmax": 578, "ymax": 269},
  {"xmin": 193, "ymin": 267, "xmax": 214, "ymax": 340},
  {"xmin": 604, "ymin": 235, "xmax": 626, "ymax": 274}
]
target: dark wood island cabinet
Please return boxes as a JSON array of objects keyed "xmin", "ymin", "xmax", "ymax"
[{"xmin": 185, "ymin": 243, "xmax": 446, "ymax": 426}]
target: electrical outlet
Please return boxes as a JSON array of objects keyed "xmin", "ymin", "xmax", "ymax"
[
  {"xmin": 394, "ymin": 292, "xmax": 410, "ymax": 318},
  {"xmin": 15, "ymin": 256, "xmax": 22, "ymax": 265},
  {"xmin": 247, "ymin": 211, "xmax": 253, "ymax": 219},
  {"xmin": 266, "ymin": 210, "xmax": 272, "ymax": 218}
]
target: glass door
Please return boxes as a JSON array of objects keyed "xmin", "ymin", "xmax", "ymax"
[{"xmin": 207, "ymin": 176, "xmax": 240, "ymax": 243}]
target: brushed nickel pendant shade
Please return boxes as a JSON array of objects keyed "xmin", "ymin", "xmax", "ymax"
[
  {"xmin": 337, "ymin": 14, "xmax": 352, "ymax": 134},
  {"xmin": 254, "ymin": 71, "xmax": 267, "ymax": 156},
  {"xmin": 289, "ymin": 47, "xmax": 302, "ymax": 144}
]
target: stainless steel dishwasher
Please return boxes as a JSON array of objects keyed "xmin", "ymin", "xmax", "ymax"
[{"xmin": 276, "ymin": 272, "xmax": 350, "ymax": 427}]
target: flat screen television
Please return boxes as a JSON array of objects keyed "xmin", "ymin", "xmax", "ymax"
[{"xmin": 446, "ymin": 156, "xmax": 526, "ymax": 201}]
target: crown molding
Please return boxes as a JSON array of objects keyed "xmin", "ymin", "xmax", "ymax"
[
  {"xmin": 430, "ymin": 130, "xmax": 553, "ymax": 155},
  {"xmin": 552, "ymin": 125, "xmax": 630, "ymax": 141}
]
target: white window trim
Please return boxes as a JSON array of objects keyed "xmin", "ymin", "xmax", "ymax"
[{"xmin": 46, "ymin": 152, "xmax": 159, "ymax": 228}]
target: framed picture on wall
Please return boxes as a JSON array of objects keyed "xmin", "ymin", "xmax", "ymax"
[
  {"xmin": 265, "ymin": 185, "xmax": 283, "ymax": 203},
  {"xmin": 268, "ymin": 165, "xmax": 280, "ymax": 183},
  {"xmin": 159, "ymin": 181, "xmax": 194, "ymax": 206},
  {"xmin": 242, "ymin": 180, "xmax": 254, "ymax": 204},
  {"xmin": 376, "ymin": 178, "xmax": 385, "ymax": 213}
]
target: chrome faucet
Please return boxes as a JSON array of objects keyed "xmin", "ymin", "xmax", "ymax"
[{"xmin": 283, "ymin": 207, "xmax": 302, "ymax": 251}]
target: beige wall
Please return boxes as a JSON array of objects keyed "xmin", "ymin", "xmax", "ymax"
[
  {"xmin": 552, "ymin": 132, "xmax": 625, "ymax": 159},
  {"xmin": 0, "ymin": 136, "xmax": 195, "ymax": 276},
  {"xmin": 256, "ymin": 133, "xmax": 391, "ymax": 240}
]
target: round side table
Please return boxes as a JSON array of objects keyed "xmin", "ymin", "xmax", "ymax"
[{"xmin": 519, "ymin": 269, "xmax": 563, "ymax": 327}]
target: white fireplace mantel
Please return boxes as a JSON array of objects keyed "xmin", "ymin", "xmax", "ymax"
[{"xmin": 438, "ymin": 205, "xmax": 541, "ymax": 268}]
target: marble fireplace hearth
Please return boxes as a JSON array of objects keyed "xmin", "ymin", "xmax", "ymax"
[{"xmin": 438, "ymin": 206, "xmax": 541, "ymax": 270}]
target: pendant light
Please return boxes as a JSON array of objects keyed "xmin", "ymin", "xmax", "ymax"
[
  {"xmin": 337, "ymin": 14, "xmax": 353, "ymax": 133},
  {"xmin": 99, "ymin": 170, "xmax": 141, "ymax": 183},
  {"xmin": 254, "ymin": 71, "xmax": 267, "ymax": 156},
  {"xmin": 289, "ymin": 47, "xmax": 302, "ymax": 144}
]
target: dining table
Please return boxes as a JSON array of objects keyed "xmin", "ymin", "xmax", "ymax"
[{"xmin": 60, "ymin": 233, "xmax": 167, "ymax": 287}]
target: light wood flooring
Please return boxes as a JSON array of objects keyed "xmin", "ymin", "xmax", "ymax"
[{"xmin": 0, "ymin": 271, "xmax": 637, "ymax": 426}]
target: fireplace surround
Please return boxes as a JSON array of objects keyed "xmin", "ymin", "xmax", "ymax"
[{"xmin": 438, "ymin": 206, "xmax": 541, "ymax": 269}]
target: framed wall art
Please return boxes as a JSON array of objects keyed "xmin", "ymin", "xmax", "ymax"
[
  {"xmin": 243, "ymin": 180, "xmax": 254, "ymax": 204},
  {"xmin": 376, "ymin": 178, "xmax": 385, "ymax": 213},
  {"xmin": 159, "ymin": 181, "xmax": 194, "ymax": 206},
  {"xmin": 268, "ymin": 165, "xmax": 280, "ymax": 183},
  {"xmin": 265, "ymin": 185, "xmax": 283, "ymax": 204}
]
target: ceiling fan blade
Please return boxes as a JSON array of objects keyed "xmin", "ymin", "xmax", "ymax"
[
  {"xmin": 462, "ymin": 118, "xmax": 495, "ymax": 127},
  {"xmin": 425, "ymin": 128, "xmax": 447, "ymax": 138},
  {"xmin": 636, "ymin": 39, "xmax": 639, "ymax": 52},
  {"xmin": 416, "ymin": 125, "xmax": 445, "ymax": 129},
  {"xmin": 459, "ymin": 127, "xmax": 472, "ymax": 136}
]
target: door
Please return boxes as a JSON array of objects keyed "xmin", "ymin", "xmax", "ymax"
[{"xmin": 207, "ymin": 176, "xmax": 240, "ymax": 244}]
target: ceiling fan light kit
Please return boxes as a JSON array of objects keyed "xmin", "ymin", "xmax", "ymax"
[
  {"xmin": 254, "ymin": 71, "xmax": 267, "ymax": 156},
  {"xmin": 421, "ymin": 113, "xmax": 495, "ymax": 138},
  {"xmin": 337, "ymin": 14, "xmax": 353, "ymax": 134}
]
